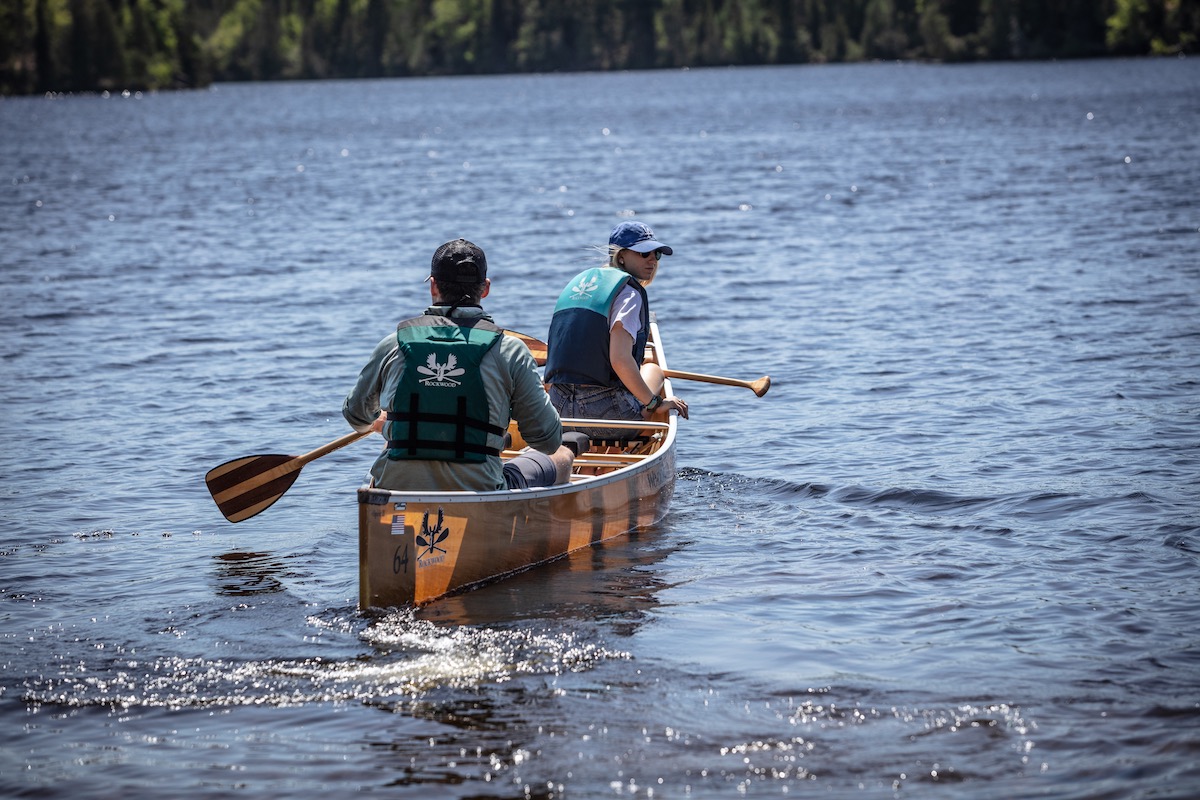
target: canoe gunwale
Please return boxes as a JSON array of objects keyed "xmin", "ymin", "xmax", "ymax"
[{"xmin": 357, "ymin": 420, "xmax": 674, "ymax": 506}]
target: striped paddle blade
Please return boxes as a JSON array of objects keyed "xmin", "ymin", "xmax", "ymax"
[
  {"xmin": 204, "ymin": 430, "xmax": 368, "ymax": 523},
  {"xmin": 205, "ymin": 453, "xmax": 304, "ymax": 523}
]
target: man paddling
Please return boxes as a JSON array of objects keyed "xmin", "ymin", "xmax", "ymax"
[{"xmin": 343, "ymin": 239, "xmax": 580, "ymax": 491}]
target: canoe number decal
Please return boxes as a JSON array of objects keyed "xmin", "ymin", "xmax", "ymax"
[
  {"xmin": 392, "ymin": 543, "xmax": 409, "ymax": 574},
  {"xmin": 415, "ymin": 507, "xmax": 450, "ymax": 566}
]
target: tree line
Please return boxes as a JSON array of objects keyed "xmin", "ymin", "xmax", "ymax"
[{"xmin": 1, "ymin": 0, "xmax": 1196, "ymax": 96}]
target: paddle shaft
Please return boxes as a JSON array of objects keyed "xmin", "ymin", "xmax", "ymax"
[
  {"xmin": 295, "ymin": 429, "xmax": 370, "ymax": 466},
  {"xmin": 662, "ymin": 369, "xmax": 771, "ymax": 397},
  {"xmin": 505, "ymin": 330, "xmax": 770, "ymax": 397}
]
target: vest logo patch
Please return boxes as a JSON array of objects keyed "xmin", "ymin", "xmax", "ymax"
[
  {"xmin": 416, "ymin": 352, "xmax": 465, "ymax": 387},
  {"xmin": 570, "ymin": 274, "xmax": 600, "ymax": 300}
]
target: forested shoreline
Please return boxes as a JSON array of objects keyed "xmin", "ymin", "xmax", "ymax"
[{"xmin": 1, "ymin": 0, "xmax": 1196, "ymax": 96}]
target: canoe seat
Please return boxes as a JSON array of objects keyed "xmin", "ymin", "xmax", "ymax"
[
  {"xmin": 562, "ymin": 431, "xmax": 591, "ymax": 457},
  {"xmin": 589, "ymin": 435, "xmax": 650, "ymax": 449}
]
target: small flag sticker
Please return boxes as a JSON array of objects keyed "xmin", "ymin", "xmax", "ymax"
[{"xmin": 389, "ymin": 504, "xmax": 408, "ymax": 536}]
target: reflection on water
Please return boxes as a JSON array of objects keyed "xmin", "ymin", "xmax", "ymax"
[
  {"xmin": 414, "ymin": 527, "xmax": 681, "ymax": 628},
  {"xmin": 212, "ymin": 550, "xmax": 288, "ymax": 596}
]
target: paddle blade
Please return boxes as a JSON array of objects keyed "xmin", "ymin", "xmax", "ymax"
[
  {"xmin": 205, "ymin": 453, "xmax": 304, "ymax": 523},
  {"xmin": 505, "ymin": 330, "xmax": 547, "ymax": 366},
  {"xmin": 750, "ymin": 376, "xmax": 771, "ymax": 397}
]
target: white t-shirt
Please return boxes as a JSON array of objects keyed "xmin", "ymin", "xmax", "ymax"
[{"xmin": 608, "ymin": 285, "xmax": 643, "ymax": 338}]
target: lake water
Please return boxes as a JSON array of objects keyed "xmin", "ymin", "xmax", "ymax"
[{"xmin": 1, "ymin": 57, "xmax": 1198, "ymax": 798}]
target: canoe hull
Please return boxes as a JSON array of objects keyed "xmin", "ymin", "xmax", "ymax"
[{"xmin": 357, "ymin": 445, "xmax": 675, "ymax": 608}]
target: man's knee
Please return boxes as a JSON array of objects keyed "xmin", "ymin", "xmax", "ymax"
[
  {"xmin": 503, "ymin": 434, "xmax": 589, "ymax": 489},
  {"xmin": 503, "ymin": 450, "xmax": 558, "ymax": 489}
]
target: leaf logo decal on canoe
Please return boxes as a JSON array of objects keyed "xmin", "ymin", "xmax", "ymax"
[
  {"xmin": 415, "ymin": 508, "xmax": 450, "ymax": 559},
  {"xmin": 416, "ymin": 352, "xmax": 465, "ymax": 386}
]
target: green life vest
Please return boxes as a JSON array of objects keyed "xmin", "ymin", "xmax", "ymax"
[{"xmin": 385, "ymin": 315, "xmax": 506, "ymax": 463}]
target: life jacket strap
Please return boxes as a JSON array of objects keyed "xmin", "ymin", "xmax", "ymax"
[{"xmin": 386, "ymin": 396, "xmax": 505, "ymax": 459}]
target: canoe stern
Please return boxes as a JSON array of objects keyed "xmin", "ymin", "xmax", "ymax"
[{"xmin": 357, "ymin": 444, "xmax": 675, "ymax": 609}]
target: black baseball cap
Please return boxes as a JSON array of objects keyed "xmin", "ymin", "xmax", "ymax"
[{"xmin": 430, "ymin": 239, "xmax": 487, "ymax": 283}]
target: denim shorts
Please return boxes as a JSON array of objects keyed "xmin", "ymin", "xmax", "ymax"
[
  {"xmin": 503, "ymin": 450, "xmax": 557, "ymax": 489},
  {"xmin": 548, "ymin": 384, "xmax": 642, "ymax": 442}
]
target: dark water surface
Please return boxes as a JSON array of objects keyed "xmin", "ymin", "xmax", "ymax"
[{"xmin": 2, "ymin": 58, "xmax": 1198, "ymax": 798}]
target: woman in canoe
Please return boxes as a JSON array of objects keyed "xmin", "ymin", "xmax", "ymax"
[{"xmin": 544, "ymin": 220, "xmax": 689, "ymax": 442}]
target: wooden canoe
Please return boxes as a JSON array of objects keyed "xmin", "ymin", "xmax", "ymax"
[{"xmin": 356, "ymin": 319, "xmax": 679, "ymax": 609}]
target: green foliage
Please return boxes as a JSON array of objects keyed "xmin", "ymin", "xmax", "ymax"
[
  {"xmin": 209, "ymin": 0, "xmax": 261, "ymax": 67},
  {"xmin": 862, "ymin": 0, "xmax": 910, "ymax": 59},
  {"xmin": 1107, "ymin": 0, "xmax": 1152, "ymax": 51},
  {"xmin": 0, "ymin": 0, "xmax": 209, "ymax": 93},
  {"xmin": 278, "ymin": 12, "xmax": 304, "ymax": 76},
  {"xmin": 429, "ymin": 0, "xmax": 481, "ymax": 69},
  {"xmin": 0, "ymin": 0, "xmax": 1195, "ymax": 94},
  {"xmin": 1106, "ymin": 0, "xmax": 1196, "ymax": 55},
  {"xmin": 918, "ymin": 0, "xmax": 966, "ymax": 59}
]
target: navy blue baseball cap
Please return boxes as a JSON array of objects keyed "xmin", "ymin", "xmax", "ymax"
[{"xmin": 609, "ymin": 221, "xmax": 673, "ymax": 255}]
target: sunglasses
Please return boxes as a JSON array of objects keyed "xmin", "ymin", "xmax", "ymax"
[{"xmin": 637, "ymin": 249, "xmax": 663, "ymax": 260}]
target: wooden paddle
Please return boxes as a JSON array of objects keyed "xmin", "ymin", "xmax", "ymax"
[
  {"xmin": 205, "ymin": 429, "xmax": 369, "ymax": 523},
  {"xmin": 505, "ymin": 330, "xmax": 771, "ymax": 397},
  {"xmin": 657, "ymin": 368, "xmax": 770, "ymax": 397},
  {"xmin": 505, "ymin": 329, "xmax": 547, "ymax": 364}
]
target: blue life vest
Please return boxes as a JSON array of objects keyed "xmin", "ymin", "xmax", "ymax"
[
  {"xmin": 385, "ymin": 314, "xmax": 506, "ymax": 463},
  {"xmin": 545, "ymin": 267, "xmax": 649, "ymax": 388}
]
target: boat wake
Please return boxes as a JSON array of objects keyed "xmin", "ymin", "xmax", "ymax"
[{"xmin": 17, "ymin": 608, "xmax": 629, "ymax": 711}]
